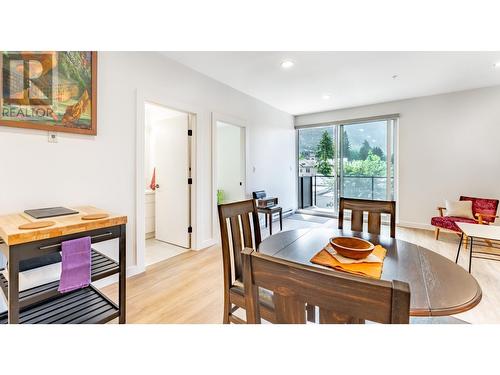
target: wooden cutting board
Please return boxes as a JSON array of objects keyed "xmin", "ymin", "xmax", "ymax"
[
  {"xmin": 18, "ymin": 221, "xmax": 56, "ymax": 230},
  {"xmin": 81, "ymin": 213, "xmax": 109, "ymax": 220}
]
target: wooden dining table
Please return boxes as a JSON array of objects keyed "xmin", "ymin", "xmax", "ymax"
[{"xmin": 258, "ymin": 227, "xmax": 482, "ymax": 317}]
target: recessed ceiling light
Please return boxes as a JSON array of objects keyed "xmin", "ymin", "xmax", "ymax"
[
  {"xmin": 280, "ymin": 60, "xmax": 294, "ymax": 69},
  {"xmin": 322, "ymin": 94, "xmax": 332, "ymax": 100},
  {"xmin": 392, "ymin": 74, "xmax": 399, "ymax": 79}
]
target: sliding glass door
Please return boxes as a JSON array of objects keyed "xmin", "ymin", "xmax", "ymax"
[
  {"xmin": 297, "ymin": 117, "xmax": 397, "ymax": 215},
  {"xmin": 298, "ymin": 125, "xmax": 337, "ymax": 211}
]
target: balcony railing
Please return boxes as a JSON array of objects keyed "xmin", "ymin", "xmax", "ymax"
[{"xmin": 299, "ymin": 175, "xmax": 394, "ymax": 211}]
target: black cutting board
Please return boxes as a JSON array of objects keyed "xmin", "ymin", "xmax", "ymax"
[{"xmin": 24, "ymin": 207, "xmax": 79, "ymax": 219}]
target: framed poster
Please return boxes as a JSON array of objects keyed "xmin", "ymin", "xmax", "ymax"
[{"xmin": 0, "ymin": 51, "xmax": 97, "ymax": 135}]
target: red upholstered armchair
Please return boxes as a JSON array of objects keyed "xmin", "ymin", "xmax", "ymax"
[{"xmin": 431, "ymin": 196, "xmax": 499, "ymax": 241}]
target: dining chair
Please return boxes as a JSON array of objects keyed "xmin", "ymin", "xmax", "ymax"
[
  {"xmin": 338, "ymin": 197, "xmax": 396, "ymax": 238},
  {"xmin": 218, "ymin": 199, "xmax": 275, "ymax": 324},
  {"xmin": 241, "ymin": 248, "xmax": 410, "ymax": 324}
]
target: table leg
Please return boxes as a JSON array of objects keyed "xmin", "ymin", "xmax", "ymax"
[
  {"xmin": 455, "ymin": 233, "xmax": 464, "ymax": 263},
  {"xmin": 119, "ymin": 224, "xmax": 127, "ymax": 324},
  {"xmin": 469, "ymin": 237, "xmax": 474, "ymax": 273},
  {"xmin": 265, "ymin": 213, "xmax": 268, "ymax": 228},
  {"xmin": 279, "ymin": 210, "xmax": 283, "ymax": 231},
  {"xmin": 7, "ymin": 245, "xmax": 19, "ymax": 324},
  {"xmin": 269, "ymin": 213, "xmax": 273, "ymax": 236}
]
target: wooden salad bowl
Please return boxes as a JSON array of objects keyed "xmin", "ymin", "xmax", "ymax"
[{"xmin": 330, "ymin": 236, "xmax": 375, "ymax": 260}]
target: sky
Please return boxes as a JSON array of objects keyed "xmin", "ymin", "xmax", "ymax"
[{"xmin": 298, "ymin": 120, "xmax": 388, "ymax": 155}]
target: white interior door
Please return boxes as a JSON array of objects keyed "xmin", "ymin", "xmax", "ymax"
[
  {"xmin": 153, "ymin": 112, "xmax": 190, "ymax": 248},
  {"xmin": 216, "ymin": 121, "xmax": 245, "ymax": 202}
]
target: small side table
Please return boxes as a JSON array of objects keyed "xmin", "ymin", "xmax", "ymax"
[
  {"xmin": 255, "ymin": 197, "xmax": 283, "ymax": 236},
  {"xmin": 456, "ymin": 222, "xmax": 500, "ymax": 273}
]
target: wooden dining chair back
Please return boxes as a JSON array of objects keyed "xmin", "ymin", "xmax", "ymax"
[
  {"xmin": 242, "ymin": 248, "xmax": 410, "ymax": 324},
  {"xmin": 218, "ymin": 199, "xmax": 275, "ymax": 323},
  {"xmin": 219, "ymin": 199, "xmax": 261, "ymax": 283},
  {"xmin": 338, "ymin": 197, "xmax": 396, "ymax": 238}
]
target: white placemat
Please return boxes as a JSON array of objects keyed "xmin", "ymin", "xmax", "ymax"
[{"xmin": 325, "ymin": 245, "xmax": 382, "ymax": 264}]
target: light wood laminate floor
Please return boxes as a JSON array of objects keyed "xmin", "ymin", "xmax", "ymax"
[
  {"xmin": 102, "ymin": 216, "xmax": 500, "ymax": 323},
  {"xmin": 145, "ymin": 238, "xmax": 188, "ymax": 266}
]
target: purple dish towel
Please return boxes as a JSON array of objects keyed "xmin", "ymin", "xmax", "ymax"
[{"xmin": 58, "ymin": 236, "xmax": 91, "ymax": 293}]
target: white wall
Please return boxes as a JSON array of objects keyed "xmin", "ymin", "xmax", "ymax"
[
  {"xmin": 295, "ymin": 86, "xmax": 500, "ymax": 229},
  {"xmin": 0, "ymin": 52, "xmax": 295, "ymax": 273}
]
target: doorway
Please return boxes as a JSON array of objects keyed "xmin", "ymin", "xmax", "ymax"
[
  {"xmin": 215, "ymin": 121, "xmax": 246, "ymax": 204},
  {"xmin": 144, "ymin": 102, "xmax": 192, "ymax": 266}
]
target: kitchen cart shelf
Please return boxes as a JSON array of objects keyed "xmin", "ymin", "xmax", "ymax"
[
  {"xmin": 0, "ymin": 285, "xmax": 119, "ymax": 324},
  {"xmin": 0, "ymin": 206, "xmax": 127, "ymax": 324},
  {"xmin": 0, "ymin": 248, "xmax": 119, "ymax": 309}
]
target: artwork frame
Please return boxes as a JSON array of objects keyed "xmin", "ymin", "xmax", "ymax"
[{"xmin": 0, "ymin": 51, "xmax": 97, "ymax": 135}]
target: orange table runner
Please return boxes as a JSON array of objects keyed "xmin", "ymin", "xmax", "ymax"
[{"xmin": 310, "ymin": 244, "xmax": 387, "ymax": 279}]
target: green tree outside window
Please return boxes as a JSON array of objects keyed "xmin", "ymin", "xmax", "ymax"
[{"xmin": 316, "ymin": 130, "xmax": 334, "ymax": 175}]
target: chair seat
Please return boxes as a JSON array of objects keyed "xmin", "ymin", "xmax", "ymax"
[
  {"xmin": 232, "ymin": 279, "xmax": 274, "ymax": 308},
  {"xmin": 431, "ymin": 216, "xmax": 477, "ymax": 232},
  {"xmin": 257, "ymin": 206, "xmax": 282, "ymax": 213}
]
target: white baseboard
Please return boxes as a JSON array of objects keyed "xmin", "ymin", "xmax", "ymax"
[
  {"xmin": 127, "ymin": 265, "xmax": 145, "ymax": 277},
  {"xmin": 397, "ymin": 221, "xmax": 434, "ymax": 231},
  {"xmin": 196, "ymin": 238, "xmax": 217, "ymax": 251},
  {"xmin": 295, "ymin": 208, "xmax": 337, "ymax": 218}
]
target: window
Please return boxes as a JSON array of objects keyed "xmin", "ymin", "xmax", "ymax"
[{"xmin": 297, "ymin": 116, "xmax": 397, "ymax": 214}]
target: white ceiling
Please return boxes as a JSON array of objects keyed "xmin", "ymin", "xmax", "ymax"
[{"xmin": 163, "ymin": 52, "xmax": 500, "ymax": 115}]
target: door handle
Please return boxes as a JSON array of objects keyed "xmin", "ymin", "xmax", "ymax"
[{"xmin": 155, "ymin": 184, "xmax": 160, "ymax": 189}]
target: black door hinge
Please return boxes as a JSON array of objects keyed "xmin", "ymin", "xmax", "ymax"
[
  {"xmin": 188, "ymin": 226, "xmax": 193, "ymax": 233},
  {"xmin": 188, "ymin": 129, "xmax": 193, "ymax": 136},
  {"xmin": 188, "ymin": 178, "xmax": 193, "ymax": 185}
]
